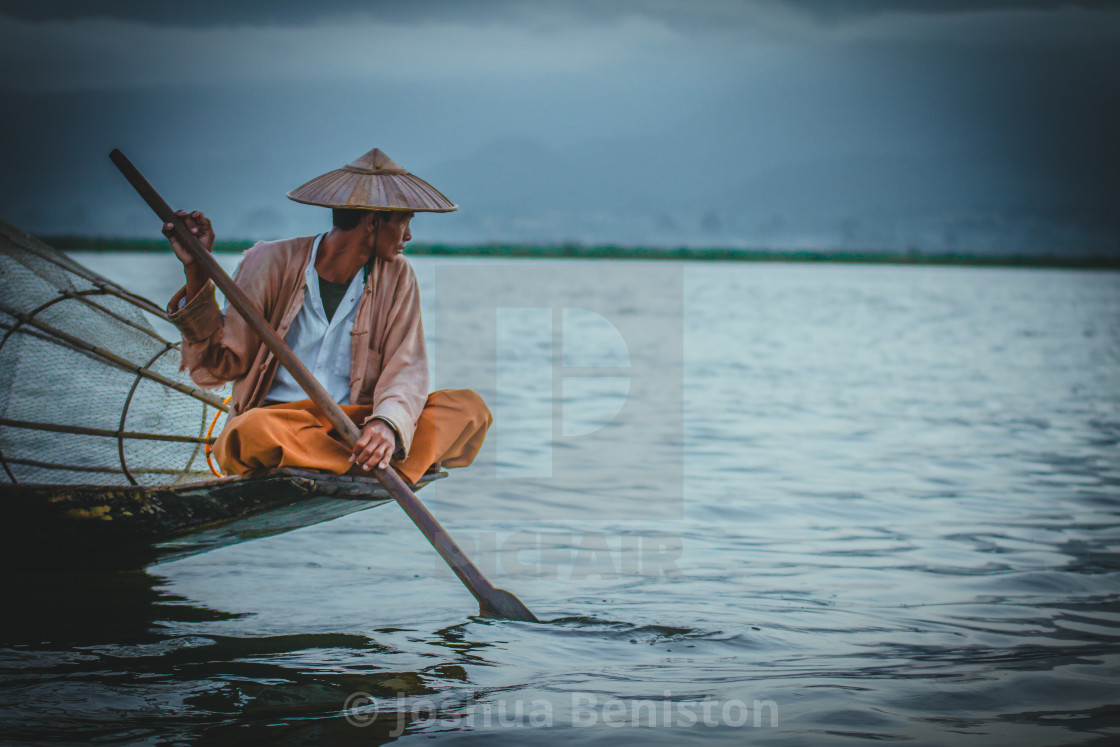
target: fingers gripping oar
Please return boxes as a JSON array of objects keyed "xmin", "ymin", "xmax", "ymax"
[{"xmin": 110, "ymin": 148, "xmax": 538, "ymax": 623}]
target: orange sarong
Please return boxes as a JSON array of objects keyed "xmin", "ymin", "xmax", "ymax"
[{"xmin": 213, "ymin": 389, "xmax": 491, "ymax": 484}]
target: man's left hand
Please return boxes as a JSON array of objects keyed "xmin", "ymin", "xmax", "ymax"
[{"xmin": 351, "ymin": 419, "xmax": 397, "ymax": 471}]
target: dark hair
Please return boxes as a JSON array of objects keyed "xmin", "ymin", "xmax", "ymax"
[{"xmin": 332, "ymin": 208, "xmax": 369, "ymax": 230}]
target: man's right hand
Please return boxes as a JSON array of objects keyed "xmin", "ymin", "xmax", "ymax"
[
  {"xmin": 351, "ymin": 419, "xmax": 398, "ymax": 472},
  {"xmin": 163, "ymin": 210, "xmax": 214, "ymax": 301}
]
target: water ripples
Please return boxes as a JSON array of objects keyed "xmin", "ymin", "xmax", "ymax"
[{"xmin": 2, "ymin": 257, "xmax": 1117, "ymax": 743}]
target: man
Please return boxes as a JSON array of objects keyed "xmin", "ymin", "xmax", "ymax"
[{"xmin": 164, "ymin": 147, "xmax": 490, "ymax": 483}]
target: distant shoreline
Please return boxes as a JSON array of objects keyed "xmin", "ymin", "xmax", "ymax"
[{"xmin": 46, "ymin": 236, "xmax": 1120, "ymax": 270}]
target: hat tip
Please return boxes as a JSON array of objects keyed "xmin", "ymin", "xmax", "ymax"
[{"xmin": 349, "ymin": 147, "xmax": 405, "ymax": 173}]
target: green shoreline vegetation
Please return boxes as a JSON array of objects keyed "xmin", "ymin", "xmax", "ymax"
[{"xmin": 45, "ymin": 236, "xmax": 1120, "ymax": 270}]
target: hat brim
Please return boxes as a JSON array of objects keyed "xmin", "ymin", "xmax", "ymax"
[{"xmin": 286, "ymin": 168, "xmax": 457, "ymax": 212}]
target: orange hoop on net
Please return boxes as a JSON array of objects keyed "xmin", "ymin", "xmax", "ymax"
[{"xmin": 205, "ymin": 396, "xmax": 233, "ymax": 477}]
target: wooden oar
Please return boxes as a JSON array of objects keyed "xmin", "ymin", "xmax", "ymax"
[{"xmin": 110, "ymin": 148, "xmax": 538, "ymax": 623}]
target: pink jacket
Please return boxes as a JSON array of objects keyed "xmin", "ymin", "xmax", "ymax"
[{"xmin": 167, "ymin": 236, "xmax": 429, "ymax": 455}]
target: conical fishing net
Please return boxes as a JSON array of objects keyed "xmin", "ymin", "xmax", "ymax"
[{"xmin": 0, "ymin": 220, "xmax": 230, "ymax": 486}]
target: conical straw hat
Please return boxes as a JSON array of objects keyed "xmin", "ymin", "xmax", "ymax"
[{"xmin": 286, "ymin": 148, "xmax": 456, "ymax": 212}]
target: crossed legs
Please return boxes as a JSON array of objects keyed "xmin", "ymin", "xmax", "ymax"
[{"xmin": 213, "ymin": 389, "xmax": 492, "ymax": 484}]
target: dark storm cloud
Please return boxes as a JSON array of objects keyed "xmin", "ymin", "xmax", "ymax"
[
  {"xmin": 4, "ymin": 0, "xmax": 1116, "ymax": 94},
  {"xmin": 783, "ymin": 0, "xmax": 1119, "ymax": 22},
  {"xmin": 0, "ymin": 0, "xmax": 488, "ymax": 26},
  {"xmin": 1, "ymin": 0, "xmax": 1115, "ymax": 27}
]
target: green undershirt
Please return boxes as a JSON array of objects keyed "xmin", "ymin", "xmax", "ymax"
[
  {"xmin": 318, "ymin": 274, "xmax": 350, "ymax": 322},
  {"xmin": 318, "ymin": 262, "xmax": 372, "ymax": 322}
]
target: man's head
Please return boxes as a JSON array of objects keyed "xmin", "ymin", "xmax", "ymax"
[
  {"xmin": 333, "ymin": 208, "xmax": 414, "ymax": 262},
  {"xmin": 290, "ymin": 147, "xmax": 448, "ymax": 262}
]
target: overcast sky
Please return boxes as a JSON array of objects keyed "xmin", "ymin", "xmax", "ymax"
[{"xmin": 1, "ymin": 0, "xmax": 1117, "ymax": 253}]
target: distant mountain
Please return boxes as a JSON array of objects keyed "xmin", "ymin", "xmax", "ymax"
[
  {"xmin": 425, "ymin": 138, "xmax": 582, "ymax": 212},
  {"xmin": 419, "ymin": 136, "xmax": 1118, "ymax": 256}
]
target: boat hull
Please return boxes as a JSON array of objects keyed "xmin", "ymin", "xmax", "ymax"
[{"xmin": 1, "ymin": 468, "xmax": 444, "ymax": 568}]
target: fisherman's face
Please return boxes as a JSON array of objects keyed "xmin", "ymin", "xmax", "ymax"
[{"xmin": 372, "ymin": 212, "xmax": 414, "ymax": 262}]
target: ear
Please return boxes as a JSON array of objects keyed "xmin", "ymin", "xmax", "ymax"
[{"xmin": 364, "ymin": 212, "xmax": 379, "ymax": 231}]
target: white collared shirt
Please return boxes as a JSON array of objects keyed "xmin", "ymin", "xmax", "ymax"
[{"xmin": 264, "ymin": 234, "xmax": 362, "ymax": 405}]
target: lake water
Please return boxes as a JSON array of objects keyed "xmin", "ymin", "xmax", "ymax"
[{"xmin": 2, "ymin": 252, "xmax": 1119, "ymax": 744}]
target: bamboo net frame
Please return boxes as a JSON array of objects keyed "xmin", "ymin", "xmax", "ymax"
[{"xmin": 0, "ymin": 220, "xmax": 231, "ymax": 486}]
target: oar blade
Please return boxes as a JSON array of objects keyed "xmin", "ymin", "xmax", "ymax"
[{"xmin": 479, "ymin": 588, "xmax": 539, "ymax": 623}]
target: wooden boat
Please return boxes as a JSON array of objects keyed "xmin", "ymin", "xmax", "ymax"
[{"xmin": 0, "ymin": 468, "xmax": 445, "ymax": 569}]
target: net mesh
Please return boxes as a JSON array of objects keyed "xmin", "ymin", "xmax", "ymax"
[{"xmin": 0, "ymin": 220, "xmax": 230, "ymax": 486}]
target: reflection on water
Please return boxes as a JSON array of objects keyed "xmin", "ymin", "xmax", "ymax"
[{"xmin": 0, "ymin": 255, "xmax": 1117, "ymax": 744}]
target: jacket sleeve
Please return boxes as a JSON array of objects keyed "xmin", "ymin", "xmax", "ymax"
[
  {"xmin": 362, "ymin": 261, "xmax": 429, "ymax": 455},
  {"xmin": 166, "ymin": 245, "xmax": 273, "ymax": 390}
]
